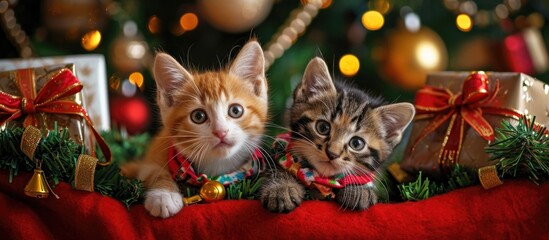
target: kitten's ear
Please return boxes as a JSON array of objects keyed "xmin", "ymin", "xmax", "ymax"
[
  {"xmin": 153, "ymin": 52, "xmax": 193, "ymax": 107},
  {"xmin": 229, "ymin": 41, "xmax": 267, "ymax": 100},
  {"xmin": 374, "ymin": 102, "xmax": 415, "ymax": 147},
  {"xmin": 295, "ymin": 57, "xmax": 337, "ymax": 102}
]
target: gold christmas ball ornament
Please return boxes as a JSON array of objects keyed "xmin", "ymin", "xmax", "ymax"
[
  {"xmin": 109, "ymin": 35, "xmax": 151, "ymax": 74},
  {"xmin": 200, "ymin": 180, "xmax": 226, "ymax": 202},
  {"xmin": 197, "ymin": 0, "xmax": 273, "ymax": 33},
  {"xmin": 378, "ymin": 26, "xmax": 447, "ymax": 90}
]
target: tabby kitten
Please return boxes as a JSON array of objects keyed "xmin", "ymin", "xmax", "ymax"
[
  {"xmin": 130, "ymin": 41, "xmax": 268, "ymax": 218},
  {"xmin": 259, "ymin": 57, "xmax": 414, "ymax": 212}
]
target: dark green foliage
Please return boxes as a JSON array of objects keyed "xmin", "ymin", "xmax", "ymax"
[
  {"xmin": 226, "ymin": 176, "xmax": 265, "ymax": 200},
  {"xmin": 100, "ymin": 128, "xmax": 150, "ymax": 163},
  {"xmin": 0, "ymin": 125, "xmax": 145, "ymax": 207},
  {"xmin": 398, "ymin": 165, "xmax": 478, "ymax": 201},
  {"xmin": 94, "ymin": 164, "xmax": 143, "ymax": 207},
  {"xmin": 444, "ymin": 165, "xmax": 478, "ymax": 190},
  {"xmin": 0, "ymin": 124, "xmax": 80, "ymax": 185},
  {"xmin": 485, "ymin": 116, "xmax": 549, "ymax": 185},
  {"xmin": 0, "ymin": 127, "xmax": 28, "ymax": 182},
  {"xmin": 398, "ymin": 172, "xmax": 432, "ymax": 201}
]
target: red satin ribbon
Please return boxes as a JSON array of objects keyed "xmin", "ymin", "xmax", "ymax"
[
  {"xmin": 0, "ymin": 68, "xmax": 111, "ymax": 166},
  {"xmin": 412, "ymin": 72, "xmax": 521, "ymax": 168}
]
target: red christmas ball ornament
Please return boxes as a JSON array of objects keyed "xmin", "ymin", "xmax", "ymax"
[{"xmin": 109, "ymin": 95, "xmax": 151, "ymax": 135}]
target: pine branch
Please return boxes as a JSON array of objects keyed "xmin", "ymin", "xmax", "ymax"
[
  {"xmin": 485, "ymin": 116, "xmax": 549, "ymax": 185},
  {"xmin": 226, "ymin": 176, "xmax": 264, "ymax": 200},
  {"xmin": 398, "ymin": 165, "xmax": 478, "ymax": 201},
  {"xmin": 0, "ymin": 127, "xmax": 27, "ymax": 183},
  {"xmin": 445, "ymin": 164, "xmax": 478, "ymax": 190},
  {"xmin": 99, "ymin": 128, "xmax": 150, "ymax": 162},
  {"xmin": 398, "ymin": 171, "xmax": 432, "ymax": 201},
  {"xmin": 94, "ymin": 164, "xmax": 143, "ymax": 207},
  {"xmin": 0, "ymin": 125, "xmax": 146, "ymax": 207},
  {"xmin": 0, "ymin": 124, "xmax": 80, "ymax": 185}
]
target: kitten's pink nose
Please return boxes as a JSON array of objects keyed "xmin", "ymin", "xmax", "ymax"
[{"xmin": 213, "ymin": 130, "xmax": 228, "ymax": 140}]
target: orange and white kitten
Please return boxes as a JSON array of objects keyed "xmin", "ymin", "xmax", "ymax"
[{"xmin": 133, "ymin": 41, "xmax": 268, "ymax": 218}]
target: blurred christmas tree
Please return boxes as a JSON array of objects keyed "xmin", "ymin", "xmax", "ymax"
[{"xmin": 1, "ymin": 0, "xmax": 548, "ymax": 134}]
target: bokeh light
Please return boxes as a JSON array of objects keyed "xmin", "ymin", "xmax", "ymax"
[
  {"xmin": 459, "ymin": 1, "xmax": 477, "ymax": 15},
  {"xmin": 129, "ymin": 72, "xmax": 144, "ymax": 88},
  {"xmin": 81, "ymin": 30, "xmax": 101, "ymax": 51},
  {"xmin": 415, "ymin": 41, "xmax": 441, "ymax": 69},
  {"xmin": 456, "ymin": 14, "xmax": 472, "ymax": 32},
  {"xmin": 301, "ymin": 0, "xmax": 332, "ymax": 9},
  {"xmin": 180, "ymin": 13, "xmax": 199, "ymax": 31},
  {"xmin": 404, "ymin": 12, "xmax": 421, "ymax": 32},
  {"xmin": 148, "ymin": 15, "xmax": 161, "ymax": 34},
  {"xmin": 121, "ymin": 79, "xmax": 138, "ymax": 97},
  {"xmin": 362, "ymin": 11, "xmax": 384, "ymax": 31},
  {"xmin": 507, "ymin": 0, "xmax": 521, "ymax": 11},
  {"xmin": 127, "ymin": 41, "xmax": 146, "ymax": 59},
  {"xmin": 339, "ymin": 54, "xmax": 360, "ymax": 77}
]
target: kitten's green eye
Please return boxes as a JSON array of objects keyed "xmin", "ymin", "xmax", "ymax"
[
  {"xmin": 228, "ymin": 104, "xmax": 244, "ymax": 118},
  {"xmin": 190, "ymin": 109, "xmax": 208, "ymax": 124},
  {"xmin": 349, "ymin": 137, "xmax": 366, "ymax": 151},
  {"xmin": 315, "ymin": 120, "xmax": 331, "ymax": 135}
]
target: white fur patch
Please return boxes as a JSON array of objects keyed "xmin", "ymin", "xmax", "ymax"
[{"xmin": 144, "ymin": 189, "xmax": 184, "ymax": 218}]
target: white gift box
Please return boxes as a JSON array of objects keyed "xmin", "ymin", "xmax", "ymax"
[{"xmin": 0, "ymin": 54, "xmax": 110, "ymax": 131}]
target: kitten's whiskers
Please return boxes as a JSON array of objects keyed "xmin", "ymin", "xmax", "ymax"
[{"xmin": 264, "ymin": 123, "xmax": 316, "ymax": 146}]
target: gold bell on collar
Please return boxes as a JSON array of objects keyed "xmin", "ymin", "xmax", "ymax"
[
  {"xmin": 24, "ymin": 169, "xmax": 50, "ymax": 198},
  {"xmin": 183, "ymin": 180, "xmax": 226, "ymax": 205}
]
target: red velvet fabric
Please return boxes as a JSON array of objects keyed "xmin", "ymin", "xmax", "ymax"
[{"xmin": 1, "ymin": 170, "xmax": 548, "ymax": 239}]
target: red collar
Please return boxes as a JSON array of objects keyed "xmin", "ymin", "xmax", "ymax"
[
  {"xmin": 167, "ymin": 145, "xmax": 263, "ymax": 186},
  {"xmin": 274, "ymin": 132, "xmax": 374, "ymax": 197}
]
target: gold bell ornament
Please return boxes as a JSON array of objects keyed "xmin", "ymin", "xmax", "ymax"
[
  {"xmin": 20, "ymin": 126, "xmax": 58, "ymax": 199},
  {"xmin": 183, "ymin": 180, "xmax": 226, "ymax": 205},
  {"xmin": 24, "ymin": 168, "xmax": 49, "ymax": 198}
]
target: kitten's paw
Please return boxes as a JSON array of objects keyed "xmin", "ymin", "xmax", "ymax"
[
  {"xmin": 144, "ymin": 189, "xmax": 184, "ymax": 218},
  {"xmin": 260, "ymin": 182, "xmax": 305, "ymax": 213},
  {"xmin": 336, "ymin": 185, "xmax": 378, "ymax": 211}
]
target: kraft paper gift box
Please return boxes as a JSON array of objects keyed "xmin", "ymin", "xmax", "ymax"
[
  {"xmin": 0, "ymin": 54, "xmax": 110, "ymax": 131},
  {"xmin": 0, "ymin": 63, "xmax": 112, "ymax": 192},
  {"xmin": 400, "ymin": 71, "xmax": 549, "ymax": 179}
]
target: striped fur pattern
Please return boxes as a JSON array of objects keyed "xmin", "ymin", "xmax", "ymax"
[
  {"xmin": 131, "ymin": 41, "xmax": 268, "ymax": 218},
  {"xmin": 260, "ymin": 57, "xmax": 414, "ymax": 212}
]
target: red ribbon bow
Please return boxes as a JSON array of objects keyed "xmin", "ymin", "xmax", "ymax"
[
  {"xmin": 412, "ymin": 71, "xmax": 521, "ymax": 167},
  {"xmin": 0, "ymin": 68, "xmax": 111, "ymax": 166}
]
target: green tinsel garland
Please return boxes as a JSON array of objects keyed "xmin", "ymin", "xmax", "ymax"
[
  {"xmin": 398, "ymin": 116, "xmax": 549, "ymax": 201},
  {"xmin": 0, "ymin": 125, "xmax": 146, "ymax": 207},
  {"xmin": 0, "ymin": 124, "xmax": 267, "ymax": 206}
]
